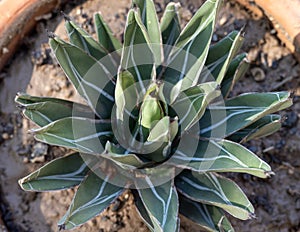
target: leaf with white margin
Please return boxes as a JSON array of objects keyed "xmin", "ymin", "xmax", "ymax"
[
  {"xmin": 171, "ymin": 135, "xmax": 272, "ymax": 178},
  {"xmin": 49, "ymin": 36, "xmax": 115, "ymax": 119},
  {"xmin": 179, "ymin": 194, "xmax": 234, "ymax": 232},
  {"xmin": 19, "ymin": 152, "xmax": 94, "ymax": 191},
  {"xmin": 136, "ymin": 174, "xmax": 179, "ymax": 232},
  {"xmin": 133, "ymin": 0, "xmax": 162, "ymax": 65},
  {"xmin": 58, "ymin": 172, "xmax": 124, "ymax": 230},
  {"xmin": 94, "ymin": 12, "xmax": 122, "ymax": 54},
  {"xmin": 160, "ymin": 2, "xmax": 181, "ymax": 58},
  {"xmin": 65, "ymin": 17, "xmax": 118, "ymax": 75},
  {"xmin": 133, "ymin": 190, "xmax": 155, "ymax": 231},
  {"xmin": 228, "ymin": 114, "xmax": 281, "ymax": 142},
  {"xmin": 147, "ymin": 116, "xmax": 178, "ymax": 143},
  {"xmin": 143, "ymin": 116, "xmax": 178, "ymax": 162},
  {"xmin": 163, "ymin": 0, "xmax": 222, "ymax": 102},
  {"xmin": 199, "ymin": 92, "xmax": 292, "ymax": 138},
  {"xmin": 115, "ymin": 70, "xmax": 139, "ymax": 121},
  {"xmin": 200, "ymin": 30, "xmax": 244, "ymax": 84},
  {"xmin": 175, "ymin": 171, "xmax": 255, "ymax": 220},
  {"xmin": 120, "ymin": 9, "xmax": 154, "ymax": 96},
  {"xmin": 32, "ymin": 117, "xmax": 112, "ymax": 154},
  {"xmin": 171, "ymin": 82, "xmax": 220, "ymax": 131},
  {"xmin": 103, "ymin": 141, "xmax": 148, "ymax": 170},
  {"xmin": 221, "ymin": 53, "xmax": 249, "ymax": 98},
  {"xmin": 15, "ymin": 93, "xmax": 94, "ymax": 127}
]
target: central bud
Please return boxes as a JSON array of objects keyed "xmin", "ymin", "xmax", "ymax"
[{"xmin": 139, "ymin": 82, "xmax": 166, "ymax": 129}]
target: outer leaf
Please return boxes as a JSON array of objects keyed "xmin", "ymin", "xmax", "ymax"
[
  {"xmin": 16, "ymin": 93, "xmax": 94, "ymax": 127},
  {"xmin": 136, "ymin": 177, "xmax": 179, "ymax": 232},
  {"xmin": 65, "ymin": 19, "xmax": 104, "ymax": 57},
  {"xmin": 121, "ymin": 9, "xmax": 154, "ymax": 96},
  {"xmin": 133, "ymin": 0, "xmax": 162, "ymax": 65},
  {"xmin": 94, "ymin": 12, "xmax": 122, "ymax": 54},
  {"xmin": 201, "ymin": 30, "xmax": 244, "ymax": 84},
  {"xmin": 171, "ymin": 135, "xmax": 272, "ymax": 178},
  {"xmin": 228, "ymin": 114, "xmax": 281, "ymax": 142},
  {"xmin": 160, "ymin": 2, "xmax": 181, "ymax": 57},
  {"xmin": 49, "ymin": 36, "xmax": 115, "ymax": 119},
  {"xmin": 179, "ymin": 194, "xmax": 234, "ymax": 232},
  {"xmin": 65, "ymin": 18, "xmax": 118, "ymax": 76},
  {"xmin": 58, "ymin": 172, "xmax": 124, "ymax": 230},
  {"xmin": 163, "ymin": 0, "xmax": 222, "ymax": 101},
  {"xmin": 133, "ymin": 190, "xmax": 155, "ymax": 231},
  {"xmin": 176, "ymin": 171, "xmax": 254, "ymax": 220},
  {"xmin": 32, "ymin": 117, "xmax": 112, "ymax": 154},
  {"xmin": 199, "ymin": 92, "xmax": 292, "ymax": 138},
  {"xmin": 221, "ymin": 53, "xmax": 249, "ymax": 98},
  {"xmin": 171, "ymin": 82, "xmax": 220, "ymax": 131},
  {"xmin": 19, "ymin": 153, "xmax": 92, "ymax": 191}
]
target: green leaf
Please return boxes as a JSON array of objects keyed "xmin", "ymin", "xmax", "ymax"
[
  {"xmin": 176, "ymin": 171, "xmax": 254, "ymax": 220},
  {"xmin": 143, "ymin": 116, "xmax": 178, "ymax": 162},
  {"xmin": 19, "ymin": 153, "xmax": 92, "ymax": 191},
  {"xmin": 179, "ymin": 194, "xmax": 234, "ymax": 232},
  {"xmin": 64, "ymin": 18, "xmax": 118, "ymax": 76},
  {"xmin": 58, "ymin": 172, "xmax": 124, "ymax": 230},
  {"xmin": 171, "ymin": 135, "xmax": 272, "ymax": 178},
  {"xmin": 171, "ymin": 82, "xmax": 220, "ymax": 131},
  {"xmin": 160, "ymin": 2, "xmax": 181, "ymax": 58},
  {"xmin": 103, "ymin": 141, "xmax": 147, "ymax": 169},
  {"xmin": 163, "ymin": 0, "xmax": 222, "ymax": 101},
  {"xmin": 115, "ymin": 70, "xmax": 139, "ymax": 121},
  {"xmin": 49, "ymin": 36, "xmax": 115, "ymax": 119},
  {"xmin": 121, "ymin": 9, "xmax": 155, "ymax": 95},
  {"xmin": 201, "ymin": 30, "xmax": 244, "ymax": 84},
  {"xmin": 15, "ymin": 93, "xmax": 94, "ymax": 127},
  {"xmin": 136, "ymin": 177, "xmax": 179, "ymax": 232},
  {"xmin": 199, "ymin": 92, "xmax": 292, "ymax": 138},
  {"xmin": 65, "ymin": 19, "xmax": 105, "ymax": 57},
  {"xmin": 228, "ymin": 114, "xmax": 281, "ymax": 142},
  {"xmin": 32, "ymin": 117, "xmax": 112, "ymax": 154},
  {"xmin": 133, "ymin": 190, "xmax": 155, "ymax": 230},
  {"xmin": 133, "ymin": 0, "xmax": 162, "ymax": 65},
  {"xmin": 94, "ymin": 12, "xmax": 122, "ymax": 54},
  {"xmin": 221, "ymin": 53, "xmax": 249, "ymax": 98},
  {"xmin": 147, "ymin": 116, "xmax": 178, "ymax": 143}
]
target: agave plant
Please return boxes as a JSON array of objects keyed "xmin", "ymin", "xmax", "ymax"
[{"xmin": 16, "ymin": 0, "xmax": 292, "ymax": 231}]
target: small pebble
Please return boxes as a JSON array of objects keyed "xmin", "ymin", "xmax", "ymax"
[
  {"xmin": 111, "ymin": 199, "xmax": 122, "ymax": 212},
  {"xmin": 30, "ymin": 155, "xmax": 45, "ymax": 163},
  {"xmin": 2, "ymin": 133, "xmax": 10, "ymax": 140},
  {"xmin": 282, "ymin": 111, "xmax": 298, "ymax": 128},
  {"xmin": 251, "ymin": 67, "xmax": 266, "ymax": 82},
  {"xmin": 212, "ymin": 34, "xmax": 218, "ymax": 42},
  {"xmin": 2, "ymin": 47, "xmax": 9, "ymax": 54},
  {"xmin": 124, "ymin": 193, "xmax": 129, "ymax": 200},
  {"xmin": 219, "ymin": 15, "xmax": 227, "ymax": 26},
  {"xmin": 23, "ymin": 157, "xmax": 29, "ymax": 163},
  {"xmin": 30, "ymin": 143, "xmax": 48, "ymax": 161}
]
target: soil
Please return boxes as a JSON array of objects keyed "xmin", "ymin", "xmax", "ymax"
[{"xmin": 0, "ymin": 0, "xmax": 299, "ymax": 232}]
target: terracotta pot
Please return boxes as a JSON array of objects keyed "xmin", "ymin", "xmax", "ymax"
[
  {"xmin": 0, "ymin": 0, "xmax": 60, "ymax": 71},
  {"xmin": 235, "ymin": 0, "xmax": 300, "ymax": 62}
]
